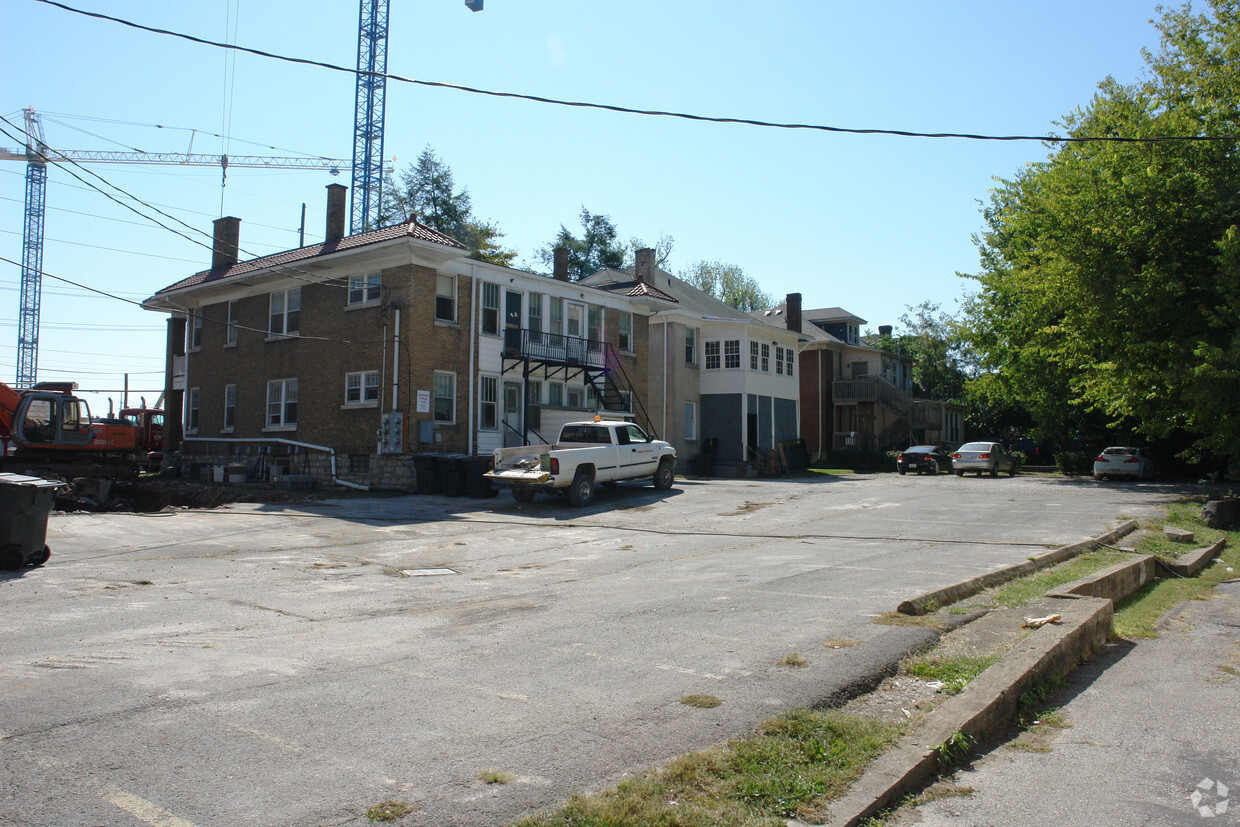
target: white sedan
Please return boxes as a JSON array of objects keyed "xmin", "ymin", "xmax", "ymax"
[{"xmin": 1093, "ymin": 447, "xmax": 1155, "ymax": 480}]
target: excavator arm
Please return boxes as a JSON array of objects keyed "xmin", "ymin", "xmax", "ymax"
[{"xmin": 0, "ymin": 380, "xmax": 21, "ymax": 443}]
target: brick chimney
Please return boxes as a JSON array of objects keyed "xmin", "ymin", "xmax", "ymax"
[
  {"xmin": 786, "ymin": 292, "xmax": 802, "ymax": 333},
  {"xmin": 211, "ymin": 216, "xmax": 241, "ymax": 270},
  {"xmin": 878, "ymin": 325, "xmax": 893, "ymax": 337},
  {"xmin": 325, "ymin": 183, "xmax": 347, "ymax": 244},
  {"xmin": 553, "ymin": 246, "xmax": 569, "ymax": 281},
  {"xmin": 635, "ymin": 247, "xmax": 654, "ymax": 284}
]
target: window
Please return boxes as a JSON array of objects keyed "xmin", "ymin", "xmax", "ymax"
[
  {"xmin": 528, "ymin": 293, "xmax": 543, "ymax": 339},
  {"xmin": 267, "ymin": 379, "xmax": 298, "ymax": 427},
  {"xmin": 433, "ymin": 372, "xmax": 455, "ymax": 423},
  {"xmin": 186, "ymin": 387, "xmax": 200, "ymax": 432},
  {"xmin": 684, "ymin": 401, "xmax": 697, "ymax": 441},
  {"xmin": 705, "ymin": 340, "xmax": 721, "ymax": 370},
  {"xmin": 685, "ymin": 327, "xmax": 697, "ymax": 364},
  {"xmin": 724, "ymin": 340, "xmax": 741, "ymax": 369},
  {"xmin": 348, "ymin": 273, "xmax": 381, "ymax": 306},
  {"xmin": 188, "ymin": 310, "xmax": 203, "ymax": 350},
  {"xmin": 567, "ymin": 386, "xmax": 585, "ymax": 408},
  {"xmin": 481, "ymin": 282, "xmax": 500, "ymax": 335},
  {"xmin": 226, "ymin": 301, "xmax": 238, "ymax": 346},
  {"xmin": 547, "ymin": 382, "xmax": 564, "ymax": 407},
  {"xmin": 345, "ymin": 371, "xmax": 380, "ymax": 405},
  {"xmin": 479, "ymin": 375, "xmax": 498, "ymax": 430},
  {"xmin": 761, "ymin": 344, "xmax": 770, "ymax": 372},
  {"xmin": 786, "ymin": 348, "xmax": 795, "ymax": 376},
  {"xmin": 750, "ymin": 341, "xmax": 759, "ymax": 371},
  {"xmin": 775, "ymin": 346, "xmax": 785, "ymax": 375},
  {"xmin": 269, "ymin": 288, "xmax": 301, "ymax": 336},
  {"xmin": 527, "ymin": 380, "xmax": 541, "ymax": 406},
  {"xmin": 587, "ymin": 305, "xmax": 603, "ymax": 344},
  {"xmin": 618, "ymin": 311, "xmax": 633, "ymax": 352},
  {"xmin": 550, "ymin": 296, "xmax": 564, "ymax": 336},
  {"xmin": 223, "ymin": 384, "xmax": 236, "ymax": 431},
  {"xmin": 435, "ymin": 274, "xmax": 455, "ymax": 322}
]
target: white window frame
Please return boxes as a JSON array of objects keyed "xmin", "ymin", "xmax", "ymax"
[
  {"xmin": 435, "ymin": 274, "xmax": 456, "ymax": 322},
  {"xmin": 618, "ymin": 311, "xmax": 633, "ymax": 353},
  {"xmin": 705, "ymin": 340, "xmax": 721, "ymax": 370},
  {"xmin": 775, "ymin": 346, "xmax": 785, "ymax": 375},
  {"xmin": 266, "ymin": 378, "xmax": 298, "ymax": 428},
  {"xmin": 226, "ymin": 301, "xmax": 238, "ymax": 346},
  {"xmin": 433, "ymin": 371, "xmax": 456, "ymax": 424},
  {"xmin": 549, "ymin": 297, "xmax": 564, "ymax": 336},
  {"xmin": 750, "ymin": 341, "xmax": 759, "ymax": 371},
  {"xmin": 269, "ymin": 288, "xmax": 301, "ymax": 337},
  {"xmin": 189, "ymin": 310, "xmax": 203, "ymax": 351},
  {"xmin": 481, "ymin": 282, "xmax": 500, "ymax": 335},
  {"xmin": 345, "ymin": 370, "xmax": 380, "ymax": 406},
  {"xmin": 348, "ymin": 273, "xmax": 381, "ymax": 307},
  {"xmin": 685, "ymin": 327, "xmax": 697, "ymax": 365},
  {"xmin": 684, "ymin": 401, "xmax": 697, "ymax": 441},
  {"xmin": 479, "ymin": 374, "xmax": 499, "ymax": 430},
  {"xmin": 547, "ymin": 381, "xmax": 564, "ymax": 407},
  {"xmin": 186, "ymin": 387, "xmax": 200, "ymax": 433},
  {"xmin": 786, "ymin": 348, "xmax": 795, "ymax": 376},
  {"xmin": 223, "ymin": 384, "xmax": 235, "ymax": 432},
  {"xmin": 567, "ymin": 385, "xmax": 585, "ymax": 409},
  {"xmin": 528, "ymin": 293, "xmax": 544, "ymax": 337},
  {"xmin": 724, "ymin": 339, "xmax": 741, "ymax": 369}
]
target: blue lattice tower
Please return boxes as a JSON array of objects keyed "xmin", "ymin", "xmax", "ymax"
[
  {"xmin": 351, "ymin": 0, "xmax": 389, "ymax": 234},
  {"xmin": 16, "ymin": 114, "xmax": 47, "ymax": 389}
]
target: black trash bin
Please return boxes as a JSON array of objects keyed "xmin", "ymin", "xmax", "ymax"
[
  {"xmin": 462, "ymin": 456, "xmax": 497, "ymax": 499},
  {"xmin": 413, "ymin": 453, "xmax": 440, "ymax": 495},
  {"xmin": 435, "ymin": 454, "xmax": 468, "ymax": 497},
  {"xmin": 0, "ymin": 472, "xmax": 63, "ymax": 571}
]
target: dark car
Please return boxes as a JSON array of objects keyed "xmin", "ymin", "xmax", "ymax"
[{"xmin": 895, "ymin": 445, "xmax": 953, "ymax": 475}]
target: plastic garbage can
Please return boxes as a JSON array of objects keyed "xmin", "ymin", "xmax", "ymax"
[
  {"xmin": 0, "ymin": 472, "xmax": 63, "ymax": 571},
  {"xmin": 462, "ymin": 456, "xmax": 497, "ymax": 498}
]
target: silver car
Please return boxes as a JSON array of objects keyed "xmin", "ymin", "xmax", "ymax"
[{"xmin": 951, "ymin": 441, "xmax": 1017, "ymax": 477}]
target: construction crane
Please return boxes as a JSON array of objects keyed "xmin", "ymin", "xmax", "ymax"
[
  {"xmin": 0, "ymin": 107, "xmax": 349, "ymax": 389},
  {"xmin": 351, "ymin": 0, "xmax": 483, "ymax": 235}
]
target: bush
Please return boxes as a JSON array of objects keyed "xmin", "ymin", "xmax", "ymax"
[
  {"xmin": 1054, "ymin": 450, "xmax": 1095, "ymax": 476},
  {"xmin": 826, "ymin": 450, "xmax": 893, "ymax": 472}
]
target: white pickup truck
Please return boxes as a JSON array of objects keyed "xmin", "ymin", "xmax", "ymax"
[{"xmin": 484, "ymin": 419, "xmax": 677, "ymax": 506}]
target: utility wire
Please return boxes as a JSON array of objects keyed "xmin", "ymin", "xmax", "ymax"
[{"xmin": 35, "ymin": 0, "xmax": 1240, "ymax": 145}]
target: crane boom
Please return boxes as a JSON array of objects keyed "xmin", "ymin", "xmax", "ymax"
[{"xmin": 0, "ymin": 147, "xmax": 345, "ymax": 170}]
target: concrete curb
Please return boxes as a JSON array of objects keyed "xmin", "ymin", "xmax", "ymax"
[
  {"xmin": 1162, "ymin": 538, "xmax": 1227, "ymax": 577},
  {"xmin": 821, "ymin": 596, "xmax": 1113, "ymax": 826},
  {"xmin": 896, "ymin": 520, "xmax": 1138, "ymax": 615},
  {"xmin": 816, "ymin": 535, "xmax": 1168, "ymax": 826}
]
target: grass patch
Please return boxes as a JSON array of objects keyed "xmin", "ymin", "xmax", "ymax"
[
  {"xmin": 823, "ymin": 638, "xmax": 862, "ymax": 649},
  {"xmin": 479, "ymin": 768, "xmax": 515, "ymax": 784},
  {"xmin": 806, "ymin": 468, "xmax": 854, "ymax": 477},
  {"xmin": 986, "ymin": 549, "xmax": 1128, "ymax": 608},
  {"xmin": 778, "ymin": 653, "xmax": 808, "ymax": 668},
  {"xmin": 871, "ymin": 611, "xmax": 954, "ymax": 631},
  {"xmin": 366, "ymin": 801, "xmax": 410, "ymax": 822},
  {"xmin": 515, "ymin": 709, "xmax": 903, "ymax": 826},
  {"xmin": 906, "ymin": 653, "xmax": 999, "ymax": 694},
  {"xmin": 1113, "ymin": 499, "xmax": 1239, "ymax": 639},
  {"xmin": 681, "ymin": 694, "xmax": 723, "ymax": 709}
]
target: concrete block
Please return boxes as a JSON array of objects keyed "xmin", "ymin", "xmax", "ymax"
[
  {"xmin": 1047, "ymin": 555, "xmax": 1157, "ymax": 602},
  {"xmin": 1202, "ymin": 498, "xmax": 1240, "ymax": 529},
  {"xmin": 1164, "ymin": 526, "xmax": 1195, "ymax": 543}
]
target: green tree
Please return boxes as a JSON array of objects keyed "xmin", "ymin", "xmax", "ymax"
[
  {"xmin": 962, "ymin": 0, "xmax": 1240, "ymax": 455},
  {"xmin": 871, "ymin": 302, "xmax": 970, "ymax": 401},
  {"xmin": 386, "ymin": 147, "xmax": 516, "ymax": 266},
  {"xmin": 539, "ymin": 207, "xmax": 627, "ymax": 280},
  {"xmin": 680, "ymin": 260, "xmax": 773, "ymax": 311}
]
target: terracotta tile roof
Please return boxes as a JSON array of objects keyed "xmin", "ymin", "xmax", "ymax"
[{"xmin": 153, "ymin": 221, "xmax": 467, "ymax": 295}]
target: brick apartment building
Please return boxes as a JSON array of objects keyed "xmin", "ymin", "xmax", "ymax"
[{"xmin": 142, "ymin": 184, "xmax": 673, "ymax": 489}]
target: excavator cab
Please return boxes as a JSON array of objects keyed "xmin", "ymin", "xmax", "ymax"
[{"xmin": 1, "ymin": 382, "xmax": 94, "ymax": 450}]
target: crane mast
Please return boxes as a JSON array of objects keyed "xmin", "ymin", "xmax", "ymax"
[
  {"xmin": 352, "ymin": 0, "xmax": 389, "ymax": 235},
  {"xmin": 0, "ymin": 108, "xmax": 348, "ymax": 388}
]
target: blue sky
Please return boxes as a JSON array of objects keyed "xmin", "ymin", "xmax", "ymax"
[{"xmin": 3, "ymin": 0, "xmax": 1163, "ymax": 415}]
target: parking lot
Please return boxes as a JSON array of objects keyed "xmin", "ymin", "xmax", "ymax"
[{"xmin": 0, "ymin": 473, "xmax": 1181, "ymax": 826}]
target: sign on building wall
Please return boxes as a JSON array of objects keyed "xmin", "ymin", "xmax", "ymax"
[{"xmin": 416, "ymin": 390, "xmax": 430, "ymax": 414}]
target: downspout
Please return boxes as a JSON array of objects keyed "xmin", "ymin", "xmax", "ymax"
[
  {"xmin": 661, "ymin": 314, "xmax": 668, "ymax": 440},
  {"xmin": 183, "ymin": 436, "xmax": 369, "ymax": 490},
  {"xmin": 378, "ymin": 323, "xmax": 387, "ymax": 454},
  {"xmin": 391, "ymin": 308, "xmax": 400, "ymax": 413},
  {"xmin": 468, "ymin": 264, "xmax": 477, "ymax": 455}
]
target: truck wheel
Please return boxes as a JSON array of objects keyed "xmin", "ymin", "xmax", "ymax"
[
  {"xmin": 512, "ymin": 487, "xmax": 536, "ymax": 504},
  {"xmin": 568, "ymin": 471, "xmax": 595, "ymax": 507},
  {"xmin": 653, "ymin": 460, "xmax": 675, "ymax": 490},
  {"xmin": 0, "ymin": 545, "xmax": 25, "ymax": 571}
]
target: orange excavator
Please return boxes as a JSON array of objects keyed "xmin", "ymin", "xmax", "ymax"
[{"xmin": 0, "ymin": 381, "xmax": 156, "ymax": 478}]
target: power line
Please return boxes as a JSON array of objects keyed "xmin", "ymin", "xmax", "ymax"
[
  {"xmin": 35, "ymin": 0, "xmax": 1240, "ymax": 145},
  {"xmin": 0, "ymin": 227, "xmax": 204, "ymax": 263}
]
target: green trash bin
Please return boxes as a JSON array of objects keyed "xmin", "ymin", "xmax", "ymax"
[{"xmin": 0, "ymin": 472, "xmax": 64, "ymax": 571}]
